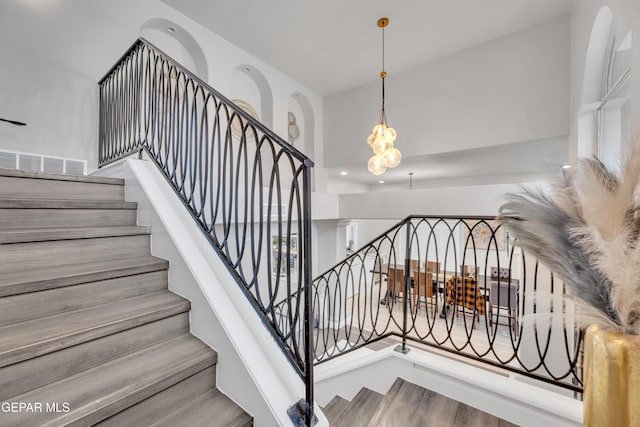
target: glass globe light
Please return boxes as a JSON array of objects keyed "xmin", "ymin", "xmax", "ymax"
[
  {"xmin": 372, "ymin": 123, "xmax": 387, "ymax": 137},
  {"xmin": 368, "ymin": 155, "xmax": 387, "ymax": 175},
  {"xmin": 384, "ymin": 127, "xmax": 397, "ymax": 143},
  {"xmin": 367, "ymin": 133, "xmax": 376, "ymax": 147},
  {"xmin": 372, "ymin": 136, "xmax": 393, "ymax": 156},
  {"xmin": 384, "ymin": 148, "xmax": 402, "ymax": 168}
]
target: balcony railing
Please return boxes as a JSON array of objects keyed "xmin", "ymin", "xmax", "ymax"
[
  {"xmin": 99, "ymin": 38, "xmax": 583, "ymax": 426},
  {"xmin": 278, "ymin": 216, "xmax": 583, "ymax": 394},
  {"xmin": 99, "ymin": 38, "xmax": 315, "ymax": 425}
]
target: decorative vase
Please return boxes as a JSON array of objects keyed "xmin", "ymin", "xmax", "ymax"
[{"xmin": 583, "ymin": 324, "xmax": 640, "ymax": 427}]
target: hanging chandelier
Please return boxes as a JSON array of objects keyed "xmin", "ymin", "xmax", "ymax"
[{"xmin": 367, "ymin": 17, "xmax": 401, "ymax": 176}]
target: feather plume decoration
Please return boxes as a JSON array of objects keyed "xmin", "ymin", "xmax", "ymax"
[{"xmin": 500, "ymin": 142, "xmax": 640, "ymax": 335}]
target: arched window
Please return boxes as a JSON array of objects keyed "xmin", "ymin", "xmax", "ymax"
[{"xmin": 596, "ymin": 29, "xmax": 632, "ymax": 171}]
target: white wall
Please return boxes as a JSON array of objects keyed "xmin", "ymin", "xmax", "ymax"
[
  {"xmin": 352, "ymin": 219, "xmax": 400, "ymax": 248},
  {"xmin": 313, "ymin": 220, "xmax": 344, "ymax": 275},
  {"xmin": 339, "ymin": 183, "xmax": 522, "ymax": 220},
  {"xmin": 323, "ymin": 15, "xmax": 570, "ymax": 169},
  {"xmin": 141, "ymin": 28, "xmax": 198, "ymax": 73},
  {"xmin": 326, "ymin": 176, "xmax": 369, "ymax": 194},
  {"xmin": 0, "ymin": 51, "xmax": 98, "ymax": 168},
  {"xmin": 366, "ymin": 172, "xmax": 547, "ymax": 193},
  {"xmin": 0, "ymin": 0, "xmax": 323, "ymax": 177}
]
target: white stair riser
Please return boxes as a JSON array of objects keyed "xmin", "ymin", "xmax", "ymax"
[
  {"xmin": 0, "ymin": 208, "xmax": 137, "ymax": 229},
  {"xmin": 0, "ymin": 270, "xmax": 168, "ymax": 327},
  {"xmin": 0, "ymin": 176, "xmax": 124, "ymax": 201},
  {"xmin": 0, "ymin": 314, "xmax": 189, "ymax": 401}
]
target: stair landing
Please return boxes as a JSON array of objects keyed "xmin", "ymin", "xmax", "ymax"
[{"xmin": 323, "ymin": 378, "xmax": 517, "ymax": 427}]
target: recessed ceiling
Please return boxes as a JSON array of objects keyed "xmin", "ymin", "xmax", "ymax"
[
  {"xmin": 161, "ymin": 0, "xmax": 573, "ymax": 95},
  {"xmin": 327, "ymin": 137, "xmax": 569, "ymax": 186}
]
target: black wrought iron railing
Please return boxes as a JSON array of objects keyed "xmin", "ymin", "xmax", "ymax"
[
  {"xmin": 279, "ymin": 216, "xmax": 583, "ymax": 394},
  {"xmin": 99, "ymin": 38, "xmax": 315, "ymax": 425}
]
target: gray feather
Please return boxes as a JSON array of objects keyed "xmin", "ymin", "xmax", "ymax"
[
  {"xmin": 500, "ymin": 141, "xmax": 640, "ymax": 334},
  {"xmin": 500, "ymin": 181, "xmax": 621, "ymax": 326}
]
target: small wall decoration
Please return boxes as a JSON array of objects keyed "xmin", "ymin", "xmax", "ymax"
[
  {"xmin": 287, "ymin": 112, "xmax": 299, "ymax": 144},
  {"xmin": 230, "ymin": 99, "xmax": 258, "ymax": 143},
  {"xmin": 156, "ymin": 66, "xmax": 185, "ymax": 121},
  {"xmin": 271, "ymin": 234, "xmax": 298, "ymax": 277},
  {"xmin": 464, "ymin": 220, "xmax": 506, "ymax": 251}
]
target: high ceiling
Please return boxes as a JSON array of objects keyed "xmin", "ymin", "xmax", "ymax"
[
  {"xmin": 1, "ymin": 0, "xmax": 572, "ymax": 95},
  {"xmin": 157, "ymin": 0, "xmax": 573, "ymax": 187},
  {"xmin": 161, "ymin": 0, "xmax": 573, "ymax": 96},
  {"xmin": 1, "ymin": 0, "xmax": 573, "ymax": 187}
]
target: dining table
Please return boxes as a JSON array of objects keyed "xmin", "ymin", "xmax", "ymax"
[{"xmin": 374, "ymin": 263, "xmax": 518, "ymax": 313}]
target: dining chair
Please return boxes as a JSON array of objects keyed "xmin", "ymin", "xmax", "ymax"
[
  {"xmin": 425, "ymin": 261, "xmax": 441, "ymax": 273},
  {"xmin": 489, "ymin": 280, "xmax": 518, "ymax": 335},
  {"xmin": 413, "ymin": 270, "xmax": 434, "ymax": 308},
  {"xmin": 372, "ymin": 257, "xmax": 385, "ymax": 284},
  {"xmin": 387, "ymin": 267, "xmax": 406, "ymax": 302},
  {"xmin": 460, "ymin": 264, "xmax": 476, "ymax": 277}
]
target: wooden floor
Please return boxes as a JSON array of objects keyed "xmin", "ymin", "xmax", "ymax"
[{"xmin": 323, "ymin": 378, "xmax": 518, "ymax": 427}]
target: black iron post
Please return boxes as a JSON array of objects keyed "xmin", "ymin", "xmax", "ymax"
[
  {"xmin": 302, "ymin": 160, "xmax": 314, "ymax": 426},
  {"xmin": 398, "ymin": 220, "xmax": 411, "ymax": 354}
]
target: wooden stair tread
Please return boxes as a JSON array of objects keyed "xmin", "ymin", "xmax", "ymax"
[
  {"xmin": 0, "ymin": 167, "xmax": 124, "ymax": 185},
  {"xmin": 152, "ymin": 389, "xmax": 253, "ymax": 427},
  {"xmin": 0, "ymin": 198, "xmax": 137, "ymax": 209},
  {"xmin": 0, "ymin": 335, "xmax": 217, "ymax": 427},
  {"xmin": 367, "ymin": 378, "xmax": 519, "ymax": 427},
  {"xmin": 0, "ymin": 291, "xmax": 189, "ymax": 368},
  {"xmin": 369, "ymin": 378, "xmax": 430, "ymax": 426},
  {"xmin": 0, "ymin": 314, "xmax": 190, "ymax": 402},
  {"xmin": 0, "ymin": 270, "xmax": 168, "ymax": 327},
  {"xmin": 332, "ymin": 388, "xmax": 385, "ymax": 427},
  {"xmin": 0, "ymin": 225, "xmax": 150, "ymax": 243},
  {"xmin": 0, "ymin": 256, "xmax": 169, "ymax": 297},
  {"xmin": 95, "ymin": 365, "xmax": 217, "ymax": 427},
  {"xmin": 322, "ymin": 396, "xmax": 350, "ymax": 424}
]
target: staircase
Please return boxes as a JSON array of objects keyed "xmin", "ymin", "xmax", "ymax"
[
  {"xmin": 0, "ymin": 168, "xmax": 252, "ymax": 426},
  {"xmin": 322, "ymin": 378, "xmax": 517, "ymax": 427}
]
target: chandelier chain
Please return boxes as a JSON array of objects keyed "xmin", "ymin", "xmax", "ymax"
[
  {"xmin": 380, "ymin": 23, "xmax": 387, "ymax": 126},
  {"xmin": 368, "ymin": 17, "xmax": 400, "ymax": 176}
]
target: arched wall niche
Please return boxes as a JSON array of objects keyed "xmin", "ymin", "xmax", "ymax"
[
  {"xmin": 287, "ymin": 92, "xmax": 315, "ymax": 157},
  {"xmin": 139, "ymin": 18, "xmax": 209, "ymax": 80},
  {"xmin": 231, "ymin": 64, "xmax": 273, "ymax": 128},
  {"xmin": 288, "ymin": 91, "xmax": 317, "ymax": 190}
]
